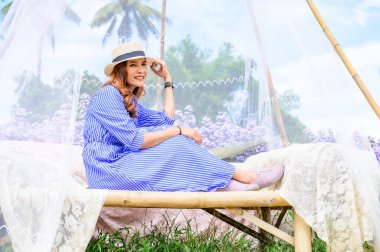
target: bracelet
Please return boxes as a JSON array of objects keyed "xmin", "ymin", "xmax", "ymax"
[
  {"xmin": 164, "ymin": 81, "xmax": 174, "ymax": 89},
  {"xmin": 176, "ymin": 126, "xmax": 182, "ymax": 135}
]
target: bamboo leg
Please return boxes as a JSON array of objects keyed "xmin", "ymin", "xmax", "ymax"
[
  {"xmin": 294, "ymin": 210, "xmax": 312, "ymax": 252},
  {"xmin": 228, "ymin": 208, "xmax": 294, "ymax": 246},
  {"xmin": 326, "ymin": 243, "xmax": 331, "ymax": 252},
  {"xmin": 275, "ymin": 207, "xmax": 289, "ymax": 228},
  {"xmin": 202, "ymin": 208, "xmax": 268, "ymax": 242},
  {"xmin": 258, "ymin": 207, "xmax": 271, "ymax": 249}
]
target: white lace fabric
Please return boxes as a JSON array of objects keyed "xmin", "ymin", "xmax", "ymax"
[
  {"xmin": 0, "ymin": 141, "xmax": 105, "ymax": 252},
  {"xmin": 52, "ymin": 181, "xmax": 105, "ymax": 252},
  {"xmin": 242, "ymin": 142, "xmax": 380, "ymax": 252},
  {"xmin": 0, "ymin": 141, "xmax": 379, "ymax": 252}
]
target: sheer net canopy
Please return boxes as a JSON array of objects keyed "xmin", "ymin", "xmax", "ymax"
[{"xmin": 0, "ymin": 0, "xmax": 379, "ymax": 251}]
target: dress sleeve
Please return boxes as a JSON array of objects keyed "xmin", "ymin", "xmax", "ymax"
[
  {"xmin": 136, "ymin": 104, "xmax": 176, "ymax": 127},
  {"xmin": 88, "ymin": 86, "xmax": 144, "ymax": 152}
]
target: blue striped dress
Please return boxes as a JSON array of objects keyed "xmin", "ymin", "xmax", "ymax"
[{"xmin": 82, "ymin": 85, "xmax": 234, "ymax": 191}]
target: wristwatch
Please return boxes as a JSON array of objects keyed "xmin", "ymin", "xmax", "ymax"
[{"xmin": 164, "ymin": 81, "xmax": 174, "ymax": 89}]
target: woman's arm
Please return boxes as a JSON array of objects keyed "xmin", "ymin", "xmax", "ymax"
[
  {"xmin": 150, "ymin": 60, "xmax": 175, "ymax": 118},
  {"xmin": 163, "ymin": 74, "xmax": 175, "ymax": 118},
  {"xmin": 140, "ymin": 126, "xmax": 179, "ymax": 149},
  {"xmin": 140, "ymin": 126, "xmax": 202, "ymax": 149}
]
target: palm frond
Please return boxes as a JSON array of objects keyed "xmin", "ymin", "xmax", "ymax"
[
  {"xmin": 103, "ymin": 16, "xmax": 118, "ymax": 46},
  {"xmin": 90, "ymin": 2, "xmax": 120, "ymax": 28},
  {"xmin": 117, "ymin": 13, "xmax": 132, "ymax": 43},
  {"xmin": 137, "ymin": 3, "xmax": 162, "ymax": 21},
  {"xmin": 0, "ymin": 2, "xmax": 11, "ymax": 16},
  {"xmin": 132, "ymin": 11, "xmax": 148, "ymax": 41},
  {"xmin": 133, "ymin": 10, "xmax": 159, "ymax": 41},
  {"xmin": 63, "ymin": 6, "xmax": 81, "ymax": 25}
]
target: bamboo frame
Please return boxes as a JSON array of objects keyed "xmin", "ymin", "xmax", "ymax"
[
  {"xmin": 104, "ymin": 190, "xmax": 289, "ymax": 208},
  {"xmin": 156, "ymin": 0, "xmax": 167, "ymax": 111},
  {"xmin": 103, "ymin": 190, "xmax": 312, "ymax": 250},
  {"xmin": 306, "ymin": 0, "xmax": 380, "ymax": 119},
  {"xmin": 202, "ymin": 208, "xmax": 268, "ymax": 242},
  {"xmin": 294, "ymin": 209, "xmax": 312, "ymax": 252},
  {"xmin": 245, "ymin": 0, "xmax": 289, "ymax": 147},
  {"xmin": 228, "ymin": 208, "xmax": 294, "ymax": 246},
  {"xmin": 275, "ymin": 207, "xmax": 290, "ymax": 228},
  {"xmin": 245, "ymin": 1, "xmax": 290, "ymax": 245}
]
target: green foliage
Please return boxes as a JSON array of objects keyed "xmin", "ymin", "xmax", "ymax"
[
  {"xmin": 276, "ymin": 90, "xmax": 309, "ymax": 144},
  {"xmin": 311, "ymin": 233, "xmax": 327, "ymax": 252},
  {"xmin": 15, "ymin": 69, "xmax": 101, "ymax": 122},
  {"xmin": 15, "ymin": 72, "xmax": 66, "ymax": 119},
  {"xmin": 363, "ymin": 241, "xmax": 374, "ymax": 252},
  {"xmin": 15, "ymin": 34, "xmax": 307, "ymax": 140},
  {"xmin": 147, "ymin": 36, "xmax": 246, "ymax": 121},
  {"xmin": 281, "ymin": 109, "xmax": 309, "ymax": 144},
  {"xmin": 80, "ymin": 70, "xmax": 102, "ymax": 96}
]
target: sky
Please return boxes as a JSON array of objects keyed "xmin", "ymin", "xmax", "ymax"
[{"xmin": 0, "ymin": 0, "xmax": 379, "ymax": 137}]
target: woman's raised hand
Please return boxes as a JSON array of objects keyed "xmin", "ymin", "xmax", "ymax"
[
  {"xmin": 180, "ymin": 127, "xmax": 203, "ymax": 145},
  {"xmin": 150, "ymin": 59, "xmax": 171, "ymax": 81}
]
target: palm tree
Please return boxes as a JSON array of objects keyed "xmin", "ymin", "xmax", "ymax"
[{"xmin": 90, "ymin": 0, "xmax": 163, "ymax": 45}]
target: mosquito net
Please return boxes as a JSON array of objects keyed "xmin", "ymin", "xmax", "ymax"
[{"xmin": 0, "ymin": 0, "xmax": 379, "ymax": 251}]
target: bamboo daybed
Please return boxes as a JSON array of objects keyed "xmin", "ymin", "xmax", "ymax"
[
  {"xmin": 90, "ymin": 0, "xmax": 379, "ymax": 250},
  {"xmin": 103, "ymin": 190, "xmax": 312, "ymax": 251}
]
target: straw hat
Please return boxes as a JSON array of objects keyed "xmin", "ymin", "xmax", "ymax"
[{"xmin": 104, "ymin": 42, "xmax": 155, "ymax": 76}]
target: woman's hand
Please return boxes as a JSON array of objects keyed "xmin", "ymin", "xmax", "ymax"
[
  {"xmin": 150, "ymin": 59, "xmax": 171, "ymax": 81},
  {"xmin": 180, "ymin": 127, "xmax": 203, "ymax": 145}
]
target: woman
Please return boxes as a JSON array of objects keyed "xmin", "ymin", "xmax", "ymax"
[{"xmin": 82, "ymin": 42, "xmax": 284, "ymax": 191}]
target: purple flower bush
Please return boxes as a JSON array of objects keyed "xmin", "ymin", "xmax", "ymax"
[
  {"xmin": 0, "ymin": 93, "xmax": 90, "ymax": 145},
  {"xmin": 174, "ymin": 105, "xmax": 269, "ymax": 161},
  {"xmin": 174, "ymin": 105, "xmax": 269, "ymax": 149},
  {"xmin": 369, "ymin": 136, "xmax": 380, "ymax": 164},
  {"xmin": 303, "ymin": 128, "xmax": 336, "ymax": 143},
  {"xmin": 0, "ymin": 99, "xmax": 269, "ymax": 161},
  {"xmin": 2, "ymin": 96, "xmax": 379, "ymax": 165},
  {"xmin": 303, "ymin": 128, "xmax": 380, "ymax": 165}
]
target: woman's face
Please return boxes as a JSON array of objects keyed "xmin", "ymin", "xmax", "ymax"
[{"xmin": 125, "ymin": 58, "xmax": 148, "ymax": 90}]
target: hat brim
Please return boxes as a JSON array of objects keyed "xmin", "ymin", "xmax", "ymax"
[{"xmin": 104, "ymin": 56, "xmax": 156, "ymax": 76}]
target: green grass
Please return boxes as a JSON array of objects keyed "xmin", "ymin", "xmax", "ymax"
[
  {"xmin": 86, "ymin": 212, "xmax": 376, "ymax": 252},
  {"xmin": 87, "ymin": 224, "xmax": 257, "ymax": 252},
  {"xmin": 86, "ymin": 218, "xmax": 332, "ymax": 252}
]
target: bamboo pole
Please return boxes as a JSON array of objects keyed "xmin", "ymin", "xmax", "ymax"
[
  {"xmin": 228, "ymin": 208, "xmax": 295, "ymax": 246},
  {"xmin": 203, "ymin": 208, "xmax": 268, "ymax": 242},
  {"xmin": 294, "ymin": 209, "xmax": 312, "ymax": 252},
  {"xmin": 306, "ymin": 0, "xmax": 380, "ymax": 119},
  {"xmin": 156, "ymin": 0, "xmax": 167, "ymax": 111},
  {"xmin": 103, "ymin": 190, "xmax": 289, "ymax": 208},
  {"xmin": 245, "ymin": 2, "xmax": 290, "ymax": 245},
  {"xmin": 275, "ymin": 207, "xmax": 289, "ymax": 228},
  {"xmin": 245, "ymin": 0, "xmax": 289, "ymax": 147},
  {"xmin": 267, "ymin": 73, "xmax": 289, "ymax": 146}
]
